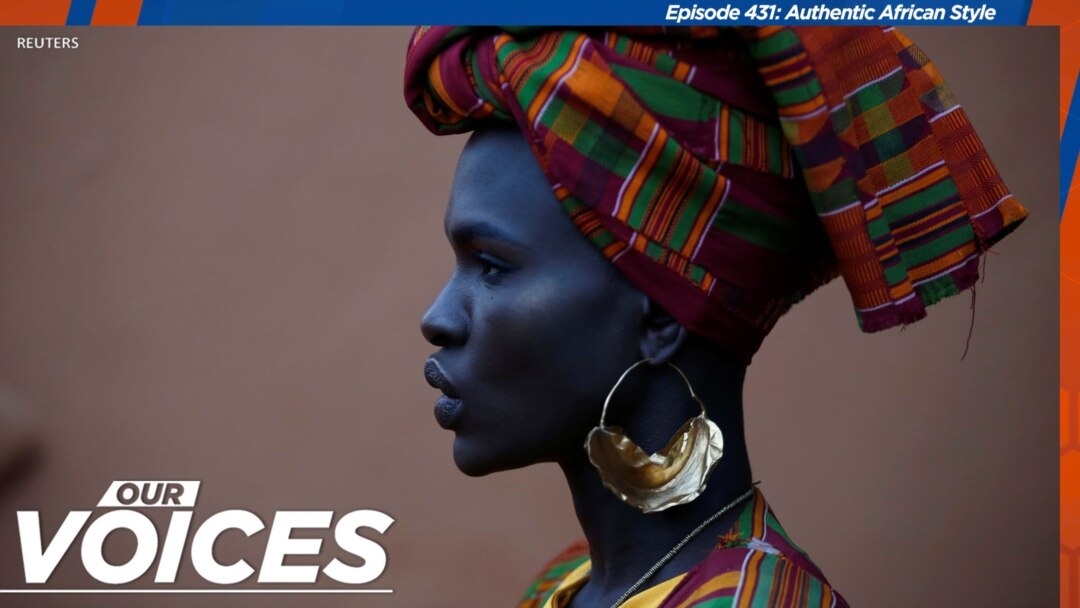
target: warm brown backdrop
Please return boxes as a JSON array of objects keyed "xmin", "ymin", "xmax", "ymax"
[{"xmin": 0, "ymin": 27, "xmax": 1058, "ymax": 607}]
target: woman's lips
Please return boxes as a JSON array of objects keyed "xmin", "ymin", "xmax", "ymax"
[
  {"xmin": 434, "ymin": 394, "xmax": 464, "ymax": 429},
  {"xmin": 424, "ymin": 358, "xmax": 464, "ymax": 429}
]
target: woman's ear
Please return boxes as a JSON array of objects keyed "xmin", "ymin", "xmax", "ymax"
[{"xmin": 639, "ymin": 297, "xmax": 688, "ymax": 364}]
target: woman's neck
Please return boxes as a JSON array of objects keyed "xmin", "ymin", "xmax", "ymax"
[
  {"xmin": 559, "ymin": 444, "xmax": 752, "ymax": 586},
  {"xmin": 556, "ymin": 364, "xmax": 752, "ymax": 607}
]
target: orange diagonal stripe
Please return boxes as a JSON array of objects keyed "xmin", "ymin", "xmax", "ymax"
[
  {"xmin": 0, "ymin": 0, "xmax": 70, "ymax": 25},
  {"xmin": 91, "ymin": 0, "xmax": 143, "ymax": 25}
]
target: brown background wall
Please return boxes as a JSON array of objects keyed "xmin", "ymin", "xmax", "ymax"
[{"xmin": 0, "ymin": 27, "xmax": 1058, "ymax": 607}]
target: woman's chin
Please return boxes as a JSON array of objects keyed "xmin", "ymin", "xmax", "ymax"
[
  {"xmin": 450, "ymin": 436, "xmax": 499, "ymax": 476},
  {"xmin": 451, "ymin": 435, "xmax": 531, "ymax": 477},
  {"xmin": 451, "ymin": 442, "xmax": 493, "ymax": 477}
]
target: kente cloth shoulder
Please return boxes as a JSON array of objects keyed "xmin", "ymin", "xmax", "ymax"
[
  {"xmin": 404, "ymin": 26, "xmax": 1028, "ymax": 363},
  {"xmin": 517, "ymin": 489, "xmax": 848, "ymax": 608}
]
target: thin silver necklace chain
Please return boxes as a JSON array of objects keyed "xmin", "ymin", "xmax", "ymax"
[{"xmin": 605, "ymin": 486, "xmax": 757, "ymax": 608}]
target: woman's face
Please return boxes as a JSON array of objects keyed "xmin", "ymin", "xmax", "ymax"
[{"xmin": 422, "ymin": 126, "xmax": 645, "ymax": 476}]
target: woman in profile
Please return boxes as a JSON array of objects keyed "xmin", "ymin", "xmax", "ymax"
[{"xmin": 406, "ymin": 26, "xmax": 1027, "ymax": 608}]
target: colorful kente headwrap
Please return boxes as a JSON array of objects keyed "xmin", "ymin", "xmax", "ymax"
[{"xmin": 404, "ymin": 26, "xmax": 1029, "ymax": 363}]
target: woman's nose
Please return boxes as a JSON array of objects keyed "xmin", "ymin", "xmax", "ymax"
[{"xmin": 420, "ymin": 282, "xmax": 468, "ymax": 348}]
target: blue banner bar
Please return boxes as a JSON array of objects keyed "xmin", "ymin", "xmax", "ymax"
[
  {"xmin": 66, "ymin": 0, "xmax": 97, "ymax": 25},
  {"xmin": 1063, "ymin": 78, "xmax": 1080, "ymax": 218},
  {"xmin": 136, "ymin": 0, "xmax": 1032, "ymax": 25}
]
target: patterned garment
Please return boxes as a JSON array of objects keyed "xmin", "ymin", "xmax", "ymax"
[
  {"xmin": 517, "ymin": 489, "xmax": 847, "ymax": 608},
  {"xmin": 404, "ymin": 26, "xmax": 1028, "ymax": 363}
]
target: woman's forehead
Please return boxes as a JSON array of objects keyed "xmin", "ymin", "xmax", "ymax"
[{"xmin": 445, "ymin": 128, "xmax": 575, "ymax": 245}]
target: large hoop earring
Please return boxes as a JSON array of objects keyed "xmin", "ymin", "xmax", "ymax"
[{"xmin": 585, "ymin": 359, "xmax": 724, "ymax": 514}]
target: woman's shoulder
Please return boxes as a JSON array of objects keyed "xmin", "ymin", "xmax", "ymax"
[
  {"xmin": 517, "ymin": 492, "xmax": 848, "ymax": 608},
  {"xmin": 664, "ymin": 492, "xmax": 849, "ymax": 608},
  {"xmin": 517, "ymin": 539, "xmax": 590, "ymax": 608},
  {"xmin": 516, "ymin": 538, "xmax": 847, "ymax": 608},
  {"xmin": 661, "ymin": 541, "xmax": 849, "ymax": 608}
]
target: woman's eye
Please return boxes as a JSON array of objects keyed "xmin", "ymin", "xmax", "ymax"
[{"xmin": 473, "ymin": 251, "xmax": 509, "ymax": 278}]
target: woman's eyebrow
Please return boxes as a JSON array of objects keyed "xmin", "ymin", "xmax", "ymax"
[{"xmin": 446, "ymin": 221, "xmax": 525, "ymax": 248}]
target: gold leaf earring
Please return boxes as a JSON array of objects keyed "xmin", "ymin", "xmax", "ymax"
[{"xmin": 585, "ymin": 359, "xmax": 724, "ymax": 514}]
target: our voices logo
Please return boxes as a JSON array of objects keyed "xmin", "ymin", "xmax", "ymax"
[{"xmin": 14, "ymin": 481, "xmax": 394, "ymax": 591}]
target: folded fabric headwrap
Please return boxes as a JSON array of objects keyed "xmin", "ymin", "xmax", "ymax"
[{"xmin": 404, "ymin": 26, "xmax": 1028, "ymax": 363}]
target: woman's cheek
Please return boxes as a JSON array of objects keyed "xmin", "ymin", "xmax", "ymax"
[{"xmin": 482, "ymin": 277, "xmax": 566, "ymax": 330}]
